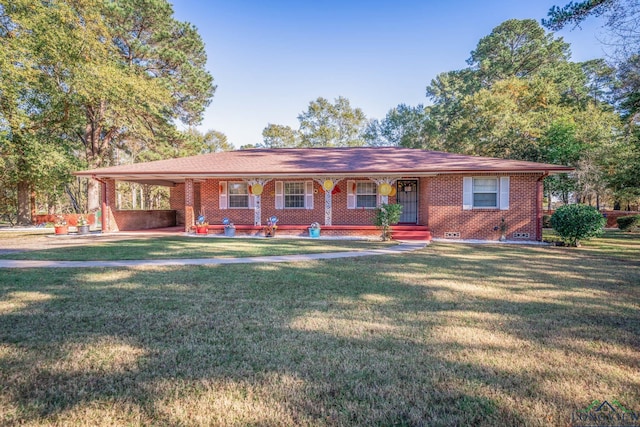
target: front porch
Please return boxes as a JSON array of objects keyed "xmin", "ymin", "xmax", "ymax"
[{"xmin": 189, "ymin": 223, "xmax": 432, "ymax": 240}]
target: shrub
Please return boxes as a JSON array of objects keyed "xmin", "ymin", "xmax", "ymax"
[
  {"xmin": 550, "ymin": 204, "xmax": 605, "ymax": 247},
  {"xmin": 542, "ymin": 214, "xmax": 552, "ymax": 228},
  {"xmin": 617, "ymin": 215, "xmax": 640, "ymax": 232},
  {"xmin": 373, "ymin": 203, "xmax": 402, "ymax": 241}
]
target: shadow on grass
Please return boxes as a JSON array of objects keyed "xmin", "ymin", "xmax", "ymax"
[{"xmin": 0, "ymin": 237, "xmax": 638, "ymax": 425}]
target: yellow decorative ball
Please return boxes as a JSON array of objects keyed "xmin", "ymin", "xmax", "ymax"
[
  {"xmin": 379, "ymin": 183, "xmax": 392, "ymax": 196},
  {"xmin": 251, "ymin": 183, "xmax": 263, "ymax": 195},
  {"xmin": 323, "ymin": 180, "xmax": 334, "ymax": 191}
]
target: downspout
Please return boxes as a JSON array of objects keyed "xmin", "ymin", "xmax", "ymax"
[
  {"xmin": 92, "ymin": 175, "xmax": 109, "ymax": 233},
  {"xmin": 536, "ymin": 172, "xmax": 549, "ymax": 241}
]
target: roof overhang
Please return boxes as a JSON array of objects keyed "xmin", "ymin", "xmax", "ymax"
[{"xmin": 76, "ymin": 168, "xmax": 572, "ymax": 186}]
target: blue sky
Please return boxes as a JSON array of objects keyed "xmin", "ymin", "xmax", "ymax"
[{"xmin": 171, "ymin": 1, "xmax": 606, "ymax": 148}]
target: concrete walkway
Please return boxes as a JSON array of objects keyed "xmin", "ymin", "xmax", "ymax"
[{"xmin": 0, "ymin": 242, "xmax": 426, "ymax": 269}]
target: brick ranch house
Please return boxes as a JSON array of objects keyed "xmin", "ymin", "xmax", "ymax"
[{"xmin": 75, "ymin": 147, "xmax": 572, "ymax": 241}]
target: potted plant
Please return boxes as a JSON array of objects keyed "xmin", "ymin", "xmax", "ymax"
[
  {"xmin": 308, "ymin": 222, "xmax": 321, "ymax": 238},
  {"xmin": 223, "ymin": 218, "xmax": 236, "ymax": 237},
  {"xmin": 54, "ymin": 215, "xmax": 68, "ymax": 235},
  {"xmin": 76, "ymin": 215, "xmax": 90, "ymax": 235},
  {"xmin": 264, "ymin": 216, "xmax": 278, "ymax": 237},
  {"xmin": 195, "ymin": 214, "xmax": 208, "ymax": 234}
]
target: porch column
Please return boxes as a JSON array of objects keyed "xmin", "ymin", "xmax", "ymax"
[
  {"xmin": 185, "ymin": 178, "xmax": 194, "ymax": 232},
  {"xmin": 373, "ymin": 177, "xmax": 398, "ymax": 205},
  {"xmin": 102, "ymin": 178, "xmax": 118, "ymax": 233},
  {"xmin": 315, "ymin": 178, "xmax": 342, "ymax": 226},
  {"xmin": 246, "ymin": 179, "xmax": 270, "ymax": 226}
]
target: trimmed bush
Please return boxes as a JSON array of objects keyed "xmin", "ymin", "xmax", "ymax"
[
  {"xmin": 550, "ymin": 204, "xmax": 605, "ymax": 247},
  {"xmin": 542, "ymin": 214, "xmax": 551, "ymax": 228},
  {"xmin": 617, "ymin": 215, "xmax": 640, "ymax": 231}
]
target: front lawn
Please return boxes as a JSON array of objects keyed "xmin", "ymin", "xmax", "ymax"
[
  {"xmin": 0, "ymin": 232, "xmax": 638, "ymax": 425},
  {"xmin": 0, "ymin": 236, "xmax": 391, "ymax": 261}
]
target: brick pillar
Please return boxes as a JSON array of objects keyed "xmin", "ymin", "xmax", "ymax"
[
  {"xmin": 185, "ymin": 178, "xmax": 194, "ymax": 232},
  {"xmin": 103, "ymin": 178, "xmax": 118, "ymax": 232}
]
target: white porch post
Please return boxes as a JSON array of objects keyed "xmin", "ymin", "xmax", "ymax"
[
  {"xmin": 314, "ymin": 178, "xmax": 342, "ymax": 226},
  {"xmin": 246, "ymin": 178, "xmax": 271, "ymax": 226},
  {"xmin": 373, "ymin": 177, "xmax": 398, "ymax": 205}
]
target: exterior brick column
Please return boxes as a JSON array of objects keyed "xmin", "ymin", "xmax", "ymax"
[
  {"xmin": 185, "ymin": 178, "xmax": 195, "ymax": 232},
  {"xmin": 103, "ymin": 178, "xmax": 118, "ymax": 233}
]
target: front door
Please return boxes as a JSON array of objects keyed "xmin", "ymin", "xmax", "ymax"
[{"xmin": 396, "ymin": 180, "xmax": 418, "ymax": 223}]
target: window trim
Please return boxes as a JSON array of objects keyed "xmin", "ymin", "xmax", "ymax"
[
  {"xmin": 472, "ymin": 177, "xmax": 499, "ymax": 209},
  {"xmin": 356, "ymin": 181, "xmax": 378, "ymax": 209},
  {"xmin": 227, "ymin": 181, "xmax": 249, "ymax": 209},
  {"xmin": 463, "ymin": 176, "xmax": 510, "ymax": 210},
  {"xmin": 284, "ymin": 181, "xmax": 306, "ymax": 209}
]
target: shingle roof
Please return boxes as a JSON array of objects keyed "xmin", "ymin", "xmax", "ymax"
[{"xmin": 75, "ymin": 147, "xmax": 573, "ymax": 183}]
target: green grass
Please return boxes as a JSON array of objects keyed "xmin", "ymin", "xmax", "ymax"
[
  {"xmin": 0, "ymin": 232, "xmax": 638, "ymax": 426},
  {"xmin": 0, "ymin": 236, "xmax": 391, "ymax": 261}
]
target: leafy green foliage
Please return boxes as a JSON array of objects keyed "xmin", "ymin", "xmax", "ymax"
[
  {"xmin": 262, "ymin": 96, "xmax": 368, "ymax": 148},
  {"xmin": 616, "ymin": 215, "xmax": 640, "ymax": 231},
  {"xmin": 364, "ymin": 104, "xmax": 436, "ymax": 148},
  {"xmin": 543, "ymin": 0, "xmax": 614, "ymax": 30},
  {"xmin": 0, "ymin": 0, "xmax": 216, "ymax": 217},
  {"xmin": 261, "ymin": 124, "xmax": 299, "ymax": 148},
  {"xmin": 550, "ymin": 204, "xmax": 606, "ymax": 246},
  {"xmin": 373, "ymin": 203, "xmax": 403, "ymax": 241}
]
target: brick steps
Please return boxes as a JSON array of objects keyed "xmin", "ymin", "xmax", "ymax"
[{"xmin": 390, "ymin": 225, "xmax": 432, "ymax": 241}]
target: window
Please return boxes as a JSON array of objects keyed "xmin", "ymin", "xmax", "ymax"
[
  {"xmin": 463, "ymin": 177, "xmax": 509, "ymax": 211},
  {"xmin": 356, "ymin": 182, "xmax": 377, "ymax": 208},
  {"xmin": 472, "ymin": 178, "xmax": 498, "ymax": 208},
  {"xmin": 228, "ymin": 182, "xmax": 249, "ymax": 208},
  {"xmin": 284, "ymin": 182, "xmax": 305, "ymax": 208}
]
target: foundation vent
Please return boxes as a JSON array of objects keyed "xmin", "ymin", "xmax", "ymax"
[
  {"xmin": 513, "ymin": 232, "xmax": 530, "ymax": 239},
  {"xmin": 444, "ymin": 232, "xmax": 460, "ymax": 238}
]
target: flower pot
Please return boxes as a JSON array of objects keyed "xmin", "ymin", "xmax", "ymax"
[
  {"xmin": 224, "ymin": 227, "xmax": 236, "ymax": 237},
  {"xmin": 54, "ymin": 225, "xmax": 68, "ymax": 235},
  {"xmin": 308, "ymin": 228, "xmax": 320, "ymax": 238},
  {"xmin": 196, "ymin": 226, "xmax": 208, "ymax": 234},
  {"xmin": 77, "ymin": 225, "xmax": 90, "ymax": 235}
]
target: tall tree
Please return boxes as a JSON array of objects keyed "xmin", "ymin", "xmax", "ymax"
[
  {"xmin": 468, "ymin": 19, "xmax": 571, "ymax": 85},
  {"xmin": 261, "ymin": 96, "xmax": 369, "ymax": 148},
  {"xmin": 544, "ymin": 0, "xmax": 640, "ymax": 58},
  {"xmin": 364, "ymin": 104, "xmax": 436, "ymax": 149},
  {"xmin": 0, "ymin": 0, "xmax": 99, "ymax": 223},
  {"xmin": 201, "ymin": 130, "xmax": 234, "ymax": 153},
  {"xmin": 261, "ymin": 124, "xmax": 299, "ymax": 148},
  {"xmin": 297, "ymin": 97, "xmax": 368, "ymax": 147},
  {"xmin": 79, "ymin": 0, "xmax": 214, "ymax": 211}
]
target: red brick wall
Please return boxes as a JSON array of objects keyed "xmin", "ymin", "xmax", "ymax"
[
  {"xmin": 170, "ymin": 183, "xmax": 185, "ymax": 225},
  {"xmin": 111, "ymin": 210, "xmax": 177, "ymax": 231},
  {"xmin": 168, "ymin": 174, "xmax": 541, "ymax": 240},
  {"xmin": 424, "ymin": 173, "xmax": 541, "ymax": 241},
  {"xmin": 171, "ymin": 179, "xmax": 394, "ymax": 226}
]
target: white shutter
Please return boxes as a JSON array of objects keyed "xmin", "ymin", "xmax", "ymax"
[
  {"xmin": 499, "ymin": 177, "xmax": 510, "ymax": 210},
  {"xmin": 463, "ymin": 177, "xmax": 473, "ymax": 210},
  {"xmin": 347, "ymin": 180, "xmax": 356, "ymax": 209},
  {"xmin": 305, "ymin": 181, "xmax": 314, "ymax": 210},
  {"xmin": 275, "ymin": 181, "xmax": 284, "ymax": 209},
  {"xmin": 248, "ymin": 194, "xmax": 256, "ymax": 209},
  {"xmin": 219, "ymin": 181, "xmax": 227, "ymax": 210}
]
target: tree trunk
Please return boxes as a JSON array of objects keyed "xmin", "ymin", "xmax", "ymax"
[
  {"xmin": 17, "ymin": 180, "xmax": 31, "ymax": 225},
  {"xmin": 87, "ymin": 179, "xmax": 101, "ymax": 213},
  {"xmin": 30, "ymin": 189, "xmax": 36, "ymax": 224}
]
